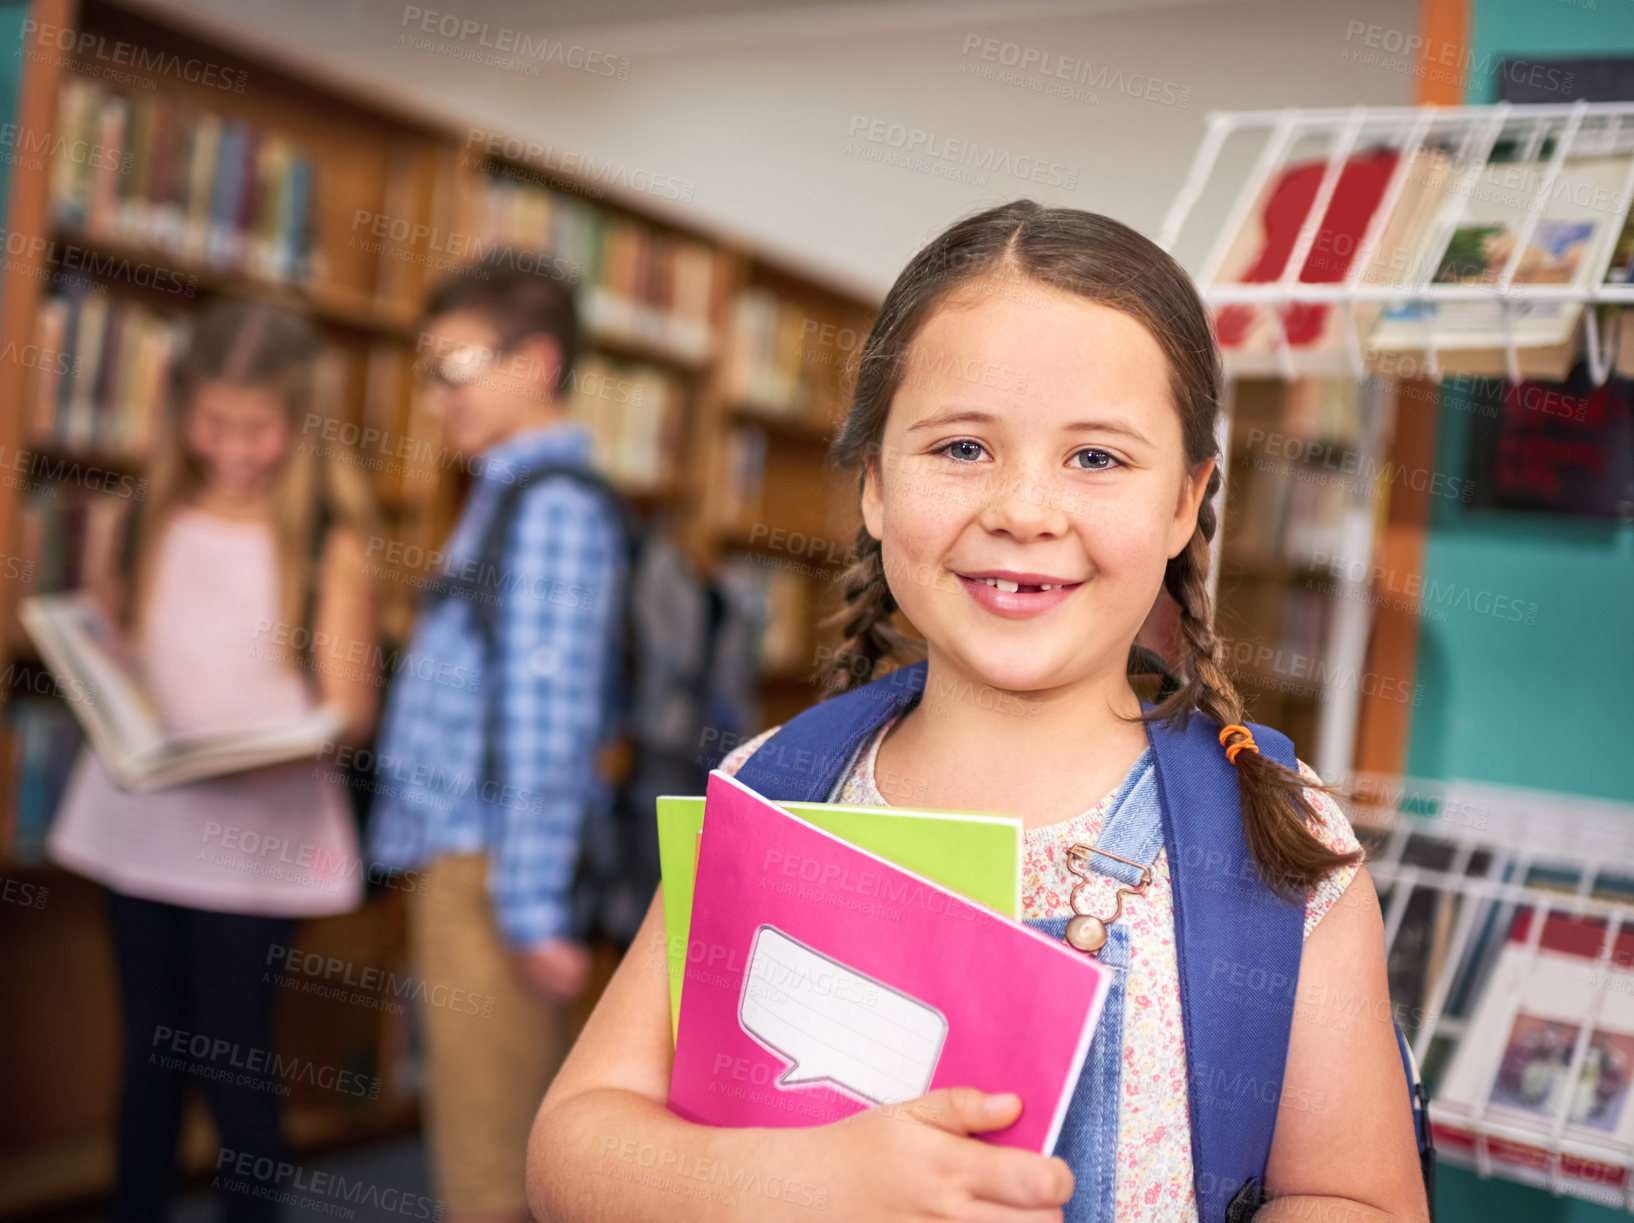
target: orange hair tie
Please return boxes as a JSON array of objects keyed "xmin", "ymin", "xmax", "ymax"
[{"xmin": 1218, "ymin": 723, "xmax": 1259, "ymax": 767}]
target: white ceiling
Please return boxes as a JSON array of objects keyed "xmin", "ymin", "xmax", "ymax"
[{"xmin": 122, "ymin": 0, "xmax": 1420, "ymax": 298}]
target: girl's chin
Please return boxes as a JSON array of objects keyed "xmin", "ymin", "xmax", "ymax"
[
  {"xmin": 935, "ymin": 648, "xmax": 1065, "ymax": 699},
  {"xmin": 211, "ymin": 474, "xmax": 273, "ymax": 496}
]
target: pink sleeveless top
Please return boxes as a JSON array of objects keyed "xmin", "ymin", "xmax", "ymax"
[{"xmin": 48, "ymin": 507, "xmax": 364, "ymax": 915}]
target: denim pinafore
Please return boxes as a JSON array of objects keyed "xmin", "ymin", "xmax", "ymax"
[{"xmin": 1020, "ymin": 748, "xmax": 1163, "ymax": 1223}]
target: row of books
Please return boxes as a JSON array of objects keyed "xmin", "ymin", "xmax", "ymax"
[
  {"xmin": 1230, "ymin": 448, "xmax": 1355, "ymax": 571},
  {"xmin": 30, "ymin": 292, "xmax": 184, "ymax": 455},
  {"xmin": 3, "ymin": 698, "xmax": 80, "ymax": 865},
  {"xmin": 1277, "ymin": 587, "xmax": 1332, "ymax": 666},
  {"xmin": 461, "ymin": 172, "xmax": 721, "ymax": 361},
  {"xmin": 16, "ymin": 488, "xmax": 126, "ymax": 598},
  {"xmin": 1217, "ymin": 142, "xmax": 1634, "ymax": 379},
  {"xmin": 717, "ymin": 557, "xmax": 809, "ymax": 677},
  {"xmin": 15, "ymin": 299, "xmax": 679, "ymax": 500},
  {"xmin": 1283, "ymin": 377, "xmax": 1364, "ymax": 447},
  {"xmin": 51, "ymin": 75, "xmax": 316, "ymax": 284},
  {"xmin": 565, "ymin": 354, "xmax": 683, "ymax": 490},
  {"xmin": 720, "ymin": 425, "xmax": 768, "ymax": 527},
  {"xmin": 723, "ymin": 288, "xmax": 812, "ymax": 415}
]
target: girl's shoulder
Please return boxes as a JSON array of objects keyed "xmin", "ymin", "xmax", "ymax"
[
  {"xmin": 1293, "ymin": 757, "xmax": 1363, "ymax": 938},
  {"xmin": 719, "ymin": 725, "xmax": 783, "ymax": 777}
]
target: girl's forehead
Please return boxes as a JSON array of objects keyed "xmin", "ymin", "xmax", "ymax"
[
  {"xmin": 894, "ymin": 281, "xmax": 1174, "ymax": 424},
  {"xmin": 926, "ymin": 275, "xmax": 1158, "ymax": 346},
  {"xmin": 192, "ymin": 379, "xmax": 293, "ymax": 422}
]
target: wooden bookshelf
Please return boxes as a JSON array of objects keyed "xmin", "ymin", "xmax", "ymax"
[
  {"xmin": 0, "ymin": 0, "xmax": 876, "ymax": 1211},
  {"xmin": 1213, "ymin": 375, "xmax": 1392, "ymax": 781}
]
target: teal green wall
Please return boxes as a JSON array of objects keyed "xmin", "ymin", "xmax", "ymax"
[
  {"xmin": 1466, "ymin": 0, "xmax": 1634, "ymax": 102},
  {"xmin": 1408, "ymin": 2, "xmax": 1634, "ymax": 803},
  {"xmin": 1419, "ymin": 3, "xmax": 1634, "ymax": 1220},
  {"xmin": 1410, "ymin": 386, "xmax": 1634, "ymax": 803}
]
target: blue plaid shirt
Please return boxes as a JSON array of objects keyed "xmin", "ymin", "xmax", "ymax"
[{"xmin": 367, "ymin": 424, "xmax": 625, "ymax": 946}]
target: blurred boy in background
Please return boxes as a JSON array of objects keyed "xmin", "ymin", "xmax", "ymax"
[{"xmin": 367, "ymin": 253, "xmax": 626, "ymax": 1223}]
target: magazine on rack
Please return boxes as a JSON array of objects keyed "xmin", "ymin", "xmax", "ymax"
[
  {"xmin": 1213, "ymin": 146, "xmax": 1455, "ymax": 375},
  {"xmin": 1434, "ymin": 908, "xmax": 1634, "ymax": 1195},
  {"xmin": 1367, "ymin": 154, "xmax": 1633, "ymax": 379},
  {"xmin": 19, "ymin": 592, "xmax": 343, "ymax": 791}
]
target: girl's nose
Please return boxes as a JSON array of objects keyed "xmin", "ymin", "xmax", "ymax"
[{"xmin": 975, "ymin": 469, "xmax": 1072, "ymax": 541}]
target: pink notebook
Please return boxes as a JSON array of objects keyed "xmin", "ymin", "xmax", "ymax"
[{"xmin": 668, "ymin": 769, "xmax": 1113, "ymax": 1153}]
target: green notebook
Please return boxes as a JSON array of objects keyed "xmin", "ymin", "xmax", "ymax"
[{"xmin": 657, "ymin": 792, "xmax": 1023, "ymax": 1040}]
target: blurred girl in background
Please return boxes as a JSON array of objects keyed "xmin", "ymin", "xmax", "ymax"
[{"xmin": 49, "ymin": 299, "xmax": 379, "ymax": 1223}]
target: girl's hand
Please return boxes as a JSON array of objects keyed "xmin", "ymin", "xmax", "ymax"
[{"xmin": 788, "ymin": 1087, "xmax": 1074, "ymax": 1221}]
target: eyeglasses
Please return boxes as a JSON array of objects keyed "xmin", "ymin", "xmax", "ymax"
[{"xmin": 412, "ymin": 343, "xmax": 512, "ymax": 391}]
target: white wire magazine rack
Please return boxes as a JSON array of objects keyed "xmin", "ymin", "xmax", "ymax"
[
  {"xmin": 1349, "ymin": 778, "xmax": 1634, "ymax": 1209},
  {"xmin": 1159, "ymin": 101, "xmax": 1634, "ymax": 384},
  {"xmin": 1163, "ymin": 102, "xmax": 1634, "ymax": 1206}
]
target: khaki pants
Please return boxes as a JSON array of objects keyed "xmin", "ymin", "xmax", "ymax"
[{"xmin": 410, "ymin": 853, "xmax": 569, "ymax": 1215}]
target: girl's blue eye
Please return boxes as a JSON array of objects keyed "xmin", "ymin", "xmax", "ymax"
[
  {"xmin": 939, "ymin": 439, "xmax": 987, "ymax": 463},
  {"xmin": 1073, "ymin": 448, "xmax": 1118, "ymax": 471}
]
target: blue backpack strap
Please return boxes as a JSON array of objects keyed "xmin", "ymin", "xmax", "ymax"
[
  {"xmin": 447, "ymin": 463, "xmax": 631, "ymax": 798},
  {"xmin": 1396, "ymin": 1021, "xmax": 1436, "ymax": 1217},
  {"xmin": 733, "ymin": 660, "xmax": 929, "ymax": 801},
  {"xmin": 1145, "ymin": 708, "xmax": 1304, "ymax": 1223}
]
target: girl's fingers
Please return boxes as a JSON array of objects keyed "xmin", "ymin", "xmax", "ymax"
[
  {"xmin": 962, "ymin": 1150, "xmax": 1075, "ymax": 1209},
  {"xmin": 910, "ymin": 1086, "xmax": 1023, "ymax": 1135}
]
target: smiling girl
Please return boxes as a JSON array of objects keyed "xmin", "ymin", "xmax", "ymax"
[{"xmin": 526, "ymin": 202, "xmax": 1428, "ymax": 1223}]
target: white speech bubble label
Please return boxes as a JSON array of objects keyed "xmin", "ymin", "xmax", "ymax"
[{"xmin": 738, "ymin": 924, "xmax": 948, "ymax": 1107}]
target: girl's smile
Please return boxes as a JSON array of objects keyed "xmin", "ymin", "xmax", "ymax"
[{"xmin": 954, "ymin": 569, "xmax": 1085, "ymax": 616}]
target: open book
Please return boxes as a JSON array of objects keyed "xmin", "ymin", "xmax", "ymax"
[{"xmin": 19, "ymin": 592, "xmax": 343, "ymax": 791}]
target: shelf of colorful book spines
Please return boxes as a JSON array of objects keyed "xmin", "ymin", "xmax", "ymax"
[
  {"xmin": 712, "ymin": 281, "xmax": 870, "ymax": 697},
  {"xmin": 0, "ymin": 480, "xmax": 95, "ymax": 864},
  {"xmin": 1221, "ymin": 377, "xmax": 1364, "ymax": 574},
  {"xmin": 3, "ymin": 693, "xmax": 79, "ymax": 865},
  {"xmin": 43, "ymin": 73, "xmax": 735, "ymax": 376},
  {"xmin": 35, "ymin": 96, "xmax": 849, "ymax": 446},
  {"xmin": 27, "ymin": 290, "xmax": 183, "ymax": 459},
  {"xmin": 1211, "ymin": 380, "xmax": 1357, "ymax": 728},
  {"xmin": 49, "ymin": 72, "xmax": 317, "ymax": 289},
  {"xmin": 22, "ymin": 289, "xmax": 690, "ymax": 496},
  {"xmin": 724, "ymin": 286, "xmax": 871, "ymax": 420},
  {"xmin": 715, "ymin": 277, "xmax": 872, "ymax": 524},
  {"xmin": 460, "ymin": 165, "xmax": 723, "ymax": 367}
]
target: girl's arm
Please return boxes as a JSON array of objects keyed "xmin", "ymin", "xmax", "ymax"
[
  {"xmin": 1260, "ymin": 868, "xmax": 1429, "ymax": 1223},
  {"xmin": 312, "ymin": 525, "xmax": 377, "ymax": 742},
  {"xmin": 527, "ymin": 887, "xmax": 1076, "ymax": 1223}
]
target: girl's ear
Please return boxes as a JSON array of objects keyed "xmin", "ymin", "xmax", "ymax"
[
  {"xmin": 860, "ymin": 451, "xmax": 885, "ymax": 542},
  {"xmin": 1167, "ymin": 456, "xmax": 1216, "ymax": 559}
]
